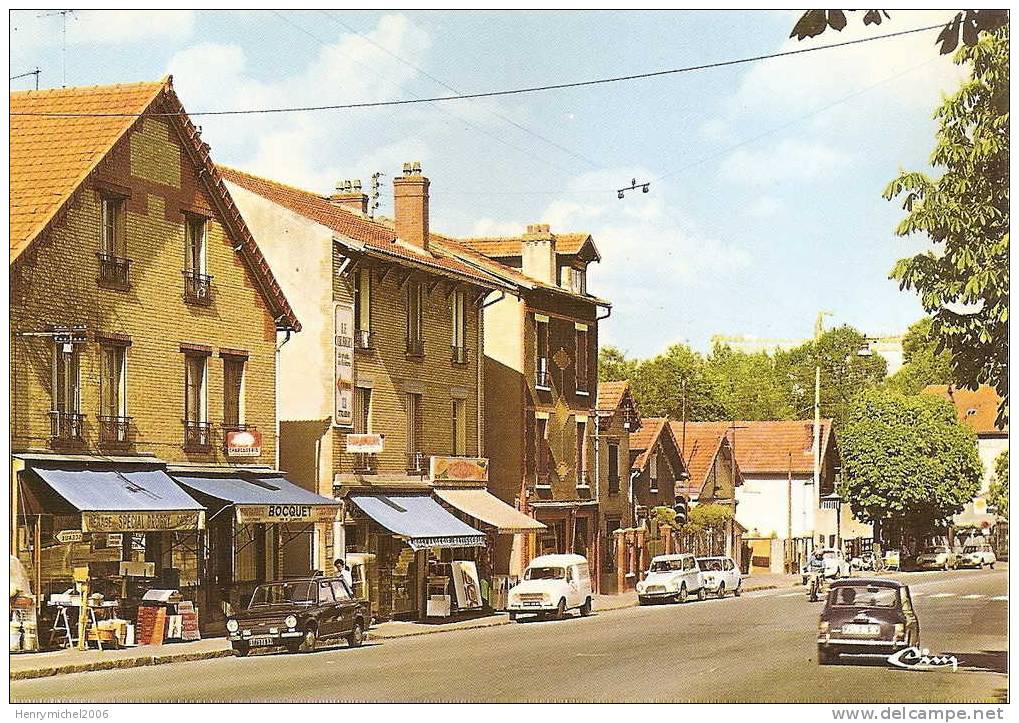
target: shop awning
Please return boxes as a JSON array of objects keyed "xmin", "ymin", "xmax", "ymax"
[
  {"xmin": 435, "ymin": 488, "xmax": 546, "ymax": 534},
  {"xmin": 347, "ymin": 493, "xmax": 486, "ymax": 550},
  {"xmin": 173, "ymin": 474, "xmax": 341, "ymax": 524},
  {"xmin": 29, "ymin": 467, "xmax": 206, "ymax": 532}
]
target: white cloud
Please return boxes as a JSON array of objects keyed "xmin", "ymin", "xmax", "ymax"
[
  {"xmin": 718, "ymin": 138, "xmax": 852, "ymax": 186},
  {"xmin": 13, "ymin": 10, "xmax": 195, "ymax": 47}
]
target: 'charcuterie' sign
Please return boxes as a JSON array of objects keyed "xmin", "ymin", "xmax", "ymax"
[
  {"xmin": 225, "ymin": 428, "xmax": 262, "ymax": 457},
  {"xmin": 235, "ymin": 504, "xmax": 340, "ymax": 524},
  {"xmin": 82, "ymin": 510, "xmax": 205, "ymax": 532},
  {"xmin": 346, "ymin": 433, "xmax": 384, "ymax": 454}
]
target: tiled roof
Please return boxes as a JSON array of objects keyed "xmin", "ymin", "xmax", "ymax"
[
  {"xmin": 219, "ymin": 166, "xmax": 500, "ymax": 287},
  {"xmin": 10, "ymin": 78, "xmax": 301, "ymax": 331},
  {"xmin": 921, "ymin": 385, "xmax": 1007, "ymax": 436},
  {"xmin": 677, "ymin": 420, "xmax": 834, "ymax": 475},
  {"xmin": 462, "ymin": 232, "xmax": 597, "ymax": 260},
  {"xmin": 629, "ymin": 417, "xmax": 682, "ymax": 471},
  {"xmin": 596, "ymin": 380, "xmax": 629, "ymax": 412},
  {"xmin": 670, "ymin": 422, "xmax": 727, "ymax": 490},
  {"xmin": 10, "ymin": 80, "xmax": 164, "ymax": 262}
]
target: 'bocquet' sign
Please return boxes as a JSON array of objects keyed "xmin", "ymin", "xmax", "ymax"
[{"xmin": 235, "ymin": 504, "xmax": 340, "ymax": 524}]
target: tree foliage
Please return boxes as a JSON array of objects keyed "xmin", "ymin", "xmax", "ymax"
[
  {"xmin": 884, "ymin": 27, "xmax": 1009, "ymax": 424},
  {"xmin": 987, "ymin": 450, "xmax": 1008, "ymax": 519},
  {"xmin": 884, "ymin": 317, "xmax": 955, "ymax": 395},
  {"xmin": 840, "ymin": 389, "xmax": 982, "ymax": 542},
  {"xmin": 685, "ymin": 503, "xmax": 735, "ymax": 533},
  {"xmin": 705, "ymin": 344, "xmax": 795, "ymax": 421}
]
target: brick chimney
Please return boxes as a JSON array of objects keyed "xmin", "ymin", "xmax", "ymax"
[
  {"xmin": 521, "ymin": 223, "xmax": 556, "ymax": 285},
  {"xmin": 393, "ymin": 162, "xmax": 429, "ymax": 250},
  {"xmin": 329, "ymin": 179, "xmax": 368, "ymax": 215}
]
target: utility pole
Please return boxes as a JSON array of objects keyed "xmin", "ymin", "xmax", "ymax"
[{"xmin": 812, "ymin": 311, "xmax": 832, "ymax": 546}]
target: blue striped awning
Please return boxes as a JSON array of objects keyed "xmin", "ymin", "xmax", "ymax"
[{"xmin": 347, "ymin": 493, "xmax": 486, "ymax": 550}]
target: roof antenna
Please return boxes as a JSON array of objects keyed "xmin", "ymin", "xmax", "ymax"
[
  {"xmin": 38, "ymin": 9, "xmax": 77, "ymax": 87},
  {"xmin": 369, "ymin": 171, "xmax": 384, "ymax": 219},
  {"xmin": 10, "ymin": 68, "xmax": 42, "ymax": 90}
]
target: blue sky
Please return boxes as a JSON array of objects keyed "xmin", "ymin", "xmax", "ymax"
[{"xmin": 10, "ymin": 10, "xmax": 963, "ymax": 357}]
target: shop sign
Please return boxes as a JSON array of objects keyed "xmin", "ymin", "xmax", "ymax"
[
  {"xmin": 81, "ymin": 510, "xmax": 205, "ymax": 533},
  {"xmin": 55, "ymin": 529, "xmax": 84, "ymax": 544},
  {"xmin": 430, "ymin": 456, "xmax": 489, "ymax": 482},
  {"xmin": 333, "ymin": 303, "xmax": 355, "ymax": 428},
  {"xmin": 225, "ymin": 428, "xmax": 262, "ymax": 457},
  {"xmin": 346, "ymin": 433, "xmax": 384, "ymax": 454},
  {"xmin": 235, "ymin": 504, "xmax": 340, "ymax": 524}
]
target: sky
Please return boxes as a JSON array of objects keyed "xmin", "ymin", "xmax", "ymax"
[{"xmin": 10, "ymin": 9, "xmax": 965, "ymax": 357}]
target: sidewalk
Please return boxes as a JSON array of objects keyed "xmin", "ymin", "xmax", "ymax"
[{"xmin": 11, "ymin": 573, "xmax": 800, "ymax": 681}]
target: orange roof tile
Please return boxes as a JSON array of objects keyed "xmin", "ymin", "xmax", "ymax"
[
  {"xmin": 10, "ymin": 78, "xmax": 300, "ymax": 331},
  {"xmin": 462, "ymin": 231, "xmax": 598, "ymax": 260},
  {"xmin": 671, "ymin": 422, "xmax": 726, "ymax": 489},
  {"xmin": 629, "ymin": 417, "xmax": 684, "ymax": 472},
  {"xmin": 596, "ymin": 380, "xmax": 629, "ymax": 412},
  {"xmin": 678, "ymin": 420, "xmax": 834, "ymax": 475},
  {"xmin": 921, "ymin": 385, "xmax": 1007, "ymax": 436}
]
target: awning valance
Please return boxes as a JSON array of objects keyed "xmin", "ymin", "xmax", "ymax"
[
  {"xmin": 435, "ymin": 488, "xmax": 546, "ymax": 534},
  {"xmin": 173, "ymin": 474, "xmax": 340, "ymax": 524},
  {"xmin": 29, "ymin": 467, "xmax": 206, "ymax": 532},
  {"xmin": 347, "ymin": 493, "xmax": 486, "ymax": 550}
]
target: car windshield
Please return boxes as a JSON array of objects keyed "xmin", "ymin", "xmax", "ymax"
[
  {"xmin": 650, "ymin": 559, "xmax": 685, "ymax": 573},
  {"xmin": 828, "ymin": 585, "xmax": 899, "ymax": 608},
  {"xmin": 963, "ymin": 546, "xmax": 987, "ymax": 553},
  {"xmin": 249, "ymin": 581, "xmax": 316, "ymax": 607},
  {"xmin": 923, "ymin": 547, "xmax": 947, "ymax": 554},
  {"xmin": 525, "ymin": 566, "xmax": 564, "ymax": 580},
  {"xmin": 697, "ymin": 558, "xmax": 724, "ymax": 571}
]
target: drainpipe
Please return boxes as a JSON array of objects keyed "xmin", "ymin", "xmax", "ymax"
[
  {"xmin": 274, "ymin": 319, "xmax": 293, "ymax": 472},
  {"xmin": 476, "ymin": 290, "xmax": 504, "ymax": 461}
]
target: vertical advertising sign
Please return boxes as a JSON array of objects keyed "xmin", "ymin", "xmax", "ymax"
[{"xmin": 334, "ymin": 303, "xmax": 355, "ymax": 427}]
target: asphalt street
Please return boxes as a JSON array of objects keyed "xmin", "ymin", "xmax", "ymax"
[{"xmin": 10, "ymin": 566, "xmax": 1007, "ymax": 703}]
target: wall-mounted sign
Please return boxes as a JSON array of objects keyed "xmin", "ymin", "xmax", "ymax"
[
  {"xmin": 235, "ymin": 504, "xmax": 340, "ymax": 525},
  {"xmin": 430, "ymin": 456, "xmax": 489, "ymax": 482},
  {"xmin": 346, "ymin": 433, "xmax": 385, "ymax": 454},
  {"xmin": 225, "ymin": 428, "xmax": 262, "ymax": 457},
  {"xmin": 81, "ymin": 510, "xmax": 205, "ymax": 533},
  {"xmin": 55, "ymin": 529, "xmax": 84, "ymax": 544},
  {"xmin": 334, "ymin": 303, "xmax": 355, "ymax": 427}
]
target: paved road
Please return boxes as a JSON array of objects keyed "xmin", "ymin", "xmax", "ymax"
[{"xmin": 11, "ymin": 567, "xmax": 1007, "ymax": 703}]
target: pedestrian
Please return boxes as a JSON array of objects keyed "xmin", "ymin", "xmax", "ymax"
[{"xmin": 334, "ymin": 558, "xmax": 353, "ymax": 590}]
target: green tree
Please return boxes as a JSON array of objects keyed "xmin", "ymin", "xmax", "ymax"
[
  {"xmin": 626, "ymin": 343, "xmax": 726, "ymax": 421},
  {"xmin": 884, "ymin": 27, "xmax": 1009, "ymax": 424},
  {"xmin": 704, "ymin": 343, "xmax": 794, "ymax": 420},
  {"xmin": 598, "ymin": 345, "xmax": 639, "ymax": 383},
  {"xmin": 885, "ymin": 318, "xmax": 954, "ymax": 395},
  {"xmin": 840, "ymin": 389, "xmax": 982, "ymax": 548},
  {"xmin": 685, "ymin": 503, "xmax": 734, "ymax": 533},
  {"xmin": 987, "ymin": 450, "xmax": 1008, "ymax": 519}
]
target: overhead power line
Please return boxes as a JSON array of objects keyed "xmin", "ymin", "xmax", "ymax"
[{"xmin": 11, "ymin": 23, "xmax": 944, "ymax": 118}]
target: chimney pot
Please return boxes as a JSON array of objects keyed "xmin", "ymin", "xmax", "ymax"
[
  {"xmin": 330, "ymin": 178, "xmax": 369, "ymax": 215},
  {"xmin": 394, "ymin": 162, "xmax": 429, "ymax": 250}
]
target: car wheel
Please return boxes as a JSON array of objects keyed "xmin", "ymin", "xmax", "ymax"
[
  {"xmin": 944, "ymin": 561, "xmax": 951, "ymax": 572},
  {"xmin": 697, "ymin": 586, "xmax": 706, "ymax": 602},
  {"xmin": 554, "ymin": 598, "xmax": 567, "ymax": 620},
  {"xmin": 817, "ymin": 645, "xmax": 836, "ymax": 665},
  {"xmin": 734, "ymin": 583, "xmax": 741, "ymax": 597},
  {"xmin": 990, "ymin": 562, "xmax": 995, "ymax": 570},
  {"xmin": 298, "ymin": 626, "xmax": 318, "ymax": 653},
  {"xmin": 579, "ymin": 597, "xmax": 592, "ymax": 617},
  {"xmin": 232, "ymin": 642, "xmax": 250, "ymax": 657},
  {"xmin": 347, "ymin": 621, "xmax": 365, "ymax": 648},
  {"xmin": 717, "ymin": 583, "xmax": 726, "ymax": 600},
  {"xmin": 677, "ymin": 584, "xmax": 688, "ymax": 604},
  {"xmin": 509, "ymin": 611, "xmax": 517, "ymax": 620}
]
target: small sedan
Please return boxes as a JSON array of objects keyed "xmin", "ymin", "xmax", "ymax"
[
  {"xmin": 915, "ymin": 545, "xmax": 958, "ymax": 571},
  {"xmin": 696, "ymin": 556, "xmax": 742, "ymax": 598},
  {"xmin": 958, "ymin": 543, "xmax": 996, "ymax": 569},
  {"xmin": 817, "ymin": 578, "xmax": 919, "ymax": 665}
]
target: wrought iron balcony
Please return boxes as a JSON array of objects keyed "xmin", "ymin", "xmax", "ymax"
[
  {"xmin": 97, "ymin": 253, "xmax": 130, "ymax": 289},
  {"xmin": 406, "ymin": 451, "xmax": 428, "ymax": 474},
  {"xmin": 535, "ymin": 368, "xmax": 552, "ymax": 389},
  {"xmin": 183, "ymin": 420, "xmax": 213, "ymax": 452},
  {"xmin": 405, "ymin": 337, "xmax": 425, "ymax": 359},
  {"xmin": 451, "ymin": 345, "xmax": 470, "ymax": 365},
  {"xmin": 98, "ymin": 415, "xmax": 132, "ymax": 447},
  {"xmin": 354, "ymin": 329, "xmax": 374, "ymax": 352},
  {"xmin": 182, "ymin": 270, "xmax": 213, "ymax": 306},
  {"xmin": 49, "ymin": 411, "xmax": 84, "ymax": 447}
]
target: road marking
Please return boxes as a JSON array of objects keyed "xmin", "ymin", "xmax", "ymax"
[
  {"xmin": 961, "ymin": 594, "xmax": 984, "ymax": 599},
  {"xmin": 778, "ymin": 592, "xmax": 801, "ymax": 598},
  {"xmin": 991, "ymin": 596, "xmax": 1008, "ymax": 601},
  {"xmin": 927, "ymin": 593, "xmax": 955, "ymax": 598}
]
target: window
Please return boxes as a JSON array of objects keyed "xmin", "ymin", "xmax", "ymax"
[
  {"xmin": 565, "ymin": 266, "xmax": 586, "ymax": 294},
  {"xmin": 352, "ymin": 387, "xmax": 374, "ymax": 474},
  {"xmin": 98, "ymin": 343, "xmax": 129, "ymax": 445},
  {"xmin": 576, "ymin": 420, "xmax": 588, "ymax": 487},
  {"xmin": 223, "ymin": 357, "xmax": 245, "ymax": 428},
  {"xmin": 608, "ymin": 441, "xmax": 620, "ymax": 494},
  {"xmin": 98, "ymin": 196, "xmax": 129, "ymax": 288},
  {"xmin": 50, "ymin": 341, "xmax": 82, "ymax": 443},
  {"xmin": 575, "ymin": 325, "xmax": 589, "ymax": 393},
  {"xmin": 183, "ymin": 215, "xmax": 211, "ymax": 304},
  {"xmin": 406, "ymin": 392, "xmax": 424, "ymax": 472},
  {"xmin": 452, "ymin": 399, "xmax": 467, "ymax": 456},
  {"xmin": 406, "ymin": 280, "xmax": 424, "ymax": 357},
  {"xmin": 535, "ymin": 317, "xmax": 550, "ymax": 388},
  {"xmin": 649, "ymin": 451, "xmax": 659, "ymax": 492},
  {"xmin": 536, "ymin": 417, "xmax": 550, "ymax": 486},
  {"xmin": 331, "ymin": 579, "xmax": 352, "ymax": 601},
  {"xmin": 184, "ymin": 353, "xmax": 210, "ymax": 450},
  {"xmin": 353, "ymin": 269, "xmax": 372, "ymax": 350},
  {"xmin": 318, "ymin": 581, "xmax": 335, "ymax": 604},
  {"xmin": 451, "ymin": 288, "xmax": 469, "ymax": 364}
]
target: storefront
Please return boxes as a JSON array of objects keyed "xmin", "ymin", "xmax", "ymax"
[
  {"xmin": 529, "ymin": 500, "xmax": 600, "ymax": 569},
  {"xmin": 342, "ymin": 491, "xmax": 486, "ymax": 620},
  {"xmin": 14, "ymin": 459, "xmax": 207, "ymax": 650},
  {"xmin": 170, "ymin": 470, "xmax": 341, "ymax": 630}
]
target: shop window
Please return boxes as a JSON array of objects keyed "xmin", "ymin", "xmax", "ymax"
[
  {"xmin": 405, "ymin": 280, "xmax": 424, "ymax": 357},
  {"xmin": 223, "ymin": 356, "xmax": 246, "ymax": 429},
  {"xmin": 98, "ymin": 343, "xmax": 130, "ymax": 446},
  {"xmin": 535, "ymin": 317, "xmax": 550, "ymax": 388},
  {"xmin": 354, "ymin": 268, "xmax": 373, "ymax": 351},
  {"xmin": 452, "ymin": 399, "xmax": 466, "ymax": 456},
  {"xmin": 98, "ymin": 196, "xmax": 129, "ymax": 288},
  {"xmin": 451, "ymin": 287, "xmax": 469, "ymax": 364},
  {"xmin": 184, "ymin": 353, "xmax": 210, "ymax": 450},
  {"xmin": 50, "ymin": 341, "xmax": 82, "ymax": 445},
  {"xmin": 183, "ymin": 215, "xmax": 211, "ymax": 305},
  {"xmin": 608, "ymin": 441, "xmax": 620, "ymax": 494}
]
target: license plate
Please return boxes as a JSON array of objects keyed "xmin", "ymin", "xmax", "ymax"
[
  {"xmin": 249, "ymin": 635, "xmax": 276, "ymax": 646},
  {"xmin": 842, "ymin": 624, "xmax": 880, "ymax": 636},
  {"xmin": 524, "ymin": 601, "xmax": 541, "ymax": 607}
]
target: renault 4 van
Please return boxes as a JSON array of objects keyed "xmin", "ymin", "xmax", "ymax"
[{"xmin": 507, "ymin": 554, "xmax": 593, "ymax": 621}]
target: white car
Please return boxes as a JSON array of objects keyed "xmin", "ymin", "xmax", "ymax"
[
  {"xmin": 507, "ymin": 554, "xmax": 593, "ymax": 621},
  {"xmin": 696, "ymin": 556, "xmax": 742, "ymax": 598},
  {"xmin": 636, "ymin": 553, "xmax": 705, "ymax": 605},
  {"xmin": 959, "ymin": 543, "xmax": 996, "ymax": 569},
  {"xmin": 916, "ymin": 545, "xmax": 958, "ymax": 571},
  {"xmin": 801, "ymin": 548, "xmax": 851, "ymax": 582}
]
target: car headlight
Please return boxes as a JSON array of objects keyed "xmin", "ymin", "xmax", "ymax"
[
  {"xmin": 226, "ymin": 619, "xmax": 239, "ymax": 633},
  {"xmin": 636, "ymin": 582, "xmax": 645, "ymax": 593},
  {"xmin": 818, "ymin": 621, "xmax": 829, "ymax": 634},
  {"xmin": 894, "ymin": 624, "xmax": 905, "ymax": 640},
  {"xmin": 285, "ymin": 615, "xmax": 298, "ymax": 629}
]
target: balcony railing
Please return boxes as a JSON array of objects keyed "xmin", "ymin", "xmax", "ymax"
[
  {"xmin": 451, "ymin": 345, "xmax": 470, "ymax": 365},
  {"xmin": 405, "ymin": 337, "xmax": 425, "ymax": 359},
  {"xmin": 183, "ymin": 420, "xmax": 213, "ymax": 451},
  {"xmin": 98, "ymin": 415, "xmax": 132, "ymax": 447},
  {"xmin": 577, "ymin": 471, "xmax": 591, "ymax": 489},
  {"xmin": 182, "ymin": 270, "xmax": 213, "ymax": 306},
  {"xmin": 49, "ymin": 411, "xmax": 84, "ymax": 446},
  {"xmin": 353, "ymin": 452, "xmax": 378, "ymax": 475},
  {"xmin": 97, "ymin": 253, "xmax": 130, "ymax": 289},
  {"xmin": 406, "ymin": 451, "xmax": 427, "ymax": 474},
  {"xmin": 354, "ymin": 329, "xmax": 374, "ymax": 352},
  {"xmin": 535, "ymin": 367, "xmax": 551, "ymax": 389}
]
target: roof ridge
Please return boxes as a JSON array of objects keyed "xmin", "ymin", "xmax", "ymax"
[
  {"xmin": 217, "ymin": 164, "xmax": 329, "ymax": 202},
  {"xmin": 10, "ymin": 77, "xmax": 168, "ymax": 98}
]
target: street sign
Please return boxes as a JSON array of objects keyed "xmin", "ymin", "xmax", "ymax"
[{"xmin": 55, "ymin": 529, "xmax": 83, "ymax": 544}]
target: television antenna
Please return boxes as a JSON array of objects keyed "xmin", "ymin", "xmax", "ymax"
[
  {"xmin": 616, "ymin": 178, "xmax": 650, "ymax": 200},
  {"xmin": 368, "ymin": 172, "xmax": 384, "ymax": 219},
  {"xmin": 39, "ymin": 9, "xmax": 77, "ymax": 87},
  {"xmin": 10, "ymin": 68, "xmax": 42, "ymax": 90}
]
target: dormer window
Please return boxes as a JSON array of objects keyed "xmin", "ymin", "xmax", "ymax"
[{"xmin": 561, "ymin": 265, "xmax": 586, "ymax": 294}]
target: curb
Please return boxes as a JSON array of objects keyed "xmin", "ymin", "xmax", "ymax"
[{"xmin": 10, "ymin": 648, "xmax": 234, "ymax": 681}]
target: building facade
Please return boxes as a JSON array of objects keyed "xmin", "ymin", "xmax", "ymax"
[{"xmin": 628, "ymin": 418, "xmax": 688, "ymax": 525}]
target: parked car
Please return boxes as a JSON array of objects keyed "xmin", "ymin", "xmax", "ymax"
[
  {"xmin": 915, "ymin": 545, "xmax": 958, "ymax": 571},
  {"xmin": 506, "ymin": 554, "xmax": 593, "ymax": 621},
  {"xmin": 817, "ymin": 578, "xmax": 919, "ymax": 665},
  {"xmin": 958, "ymin": 543, "xmax": 996, "ymax": 569},
  {"xmin": 226, "ymin": 576, "xmax": 370, "ymax": 656},
  {"xmin": 850, "ymin": 551, "xmax": 878, "ymax": 572},
  {"xmin": 696, "ymin": 556, "xmax": 742, "ymax": 598},
  {"xmin": 636, "ymin": 553, "xmax": 705, "ymax": 605}
]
